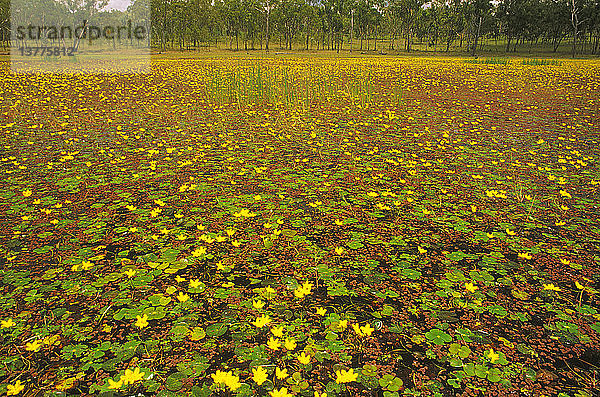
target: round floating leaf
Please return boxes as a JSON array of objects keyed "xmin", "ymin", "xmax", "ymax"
[
  {"xmin": 206, "ymin": 323, "xmax": 228, "ymax": 337},
  {"xmin": 425, "ymin": 329, "xmax": 452, "ymax": 345},
  {"xmin": 170, "ymin": 325, "xmax": 190, "ymax": 341},
  {"xmin": 190, "ymin": 327, "xmax": 206, "ymax": 341},
  {"xmin": 401, "ymin": 268, "xmax": 422, "ymax": 280},
  {"xmin": 149, "ymin": 294, "xmax": 172, "ymax": 306},
  {"xmin": 165, "ymin": 372, "xmax": 186, "ymax": 391}
]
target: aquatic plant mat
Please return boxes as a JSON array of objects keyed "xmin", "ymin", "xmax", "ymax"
[{"xmin": 1, "ymin": 56, "xmax": 599, "ymax": 396}]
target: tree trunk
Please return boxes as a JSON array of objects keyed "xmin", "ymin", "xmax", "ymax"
[
  {"xmin": 374, "ymin": 26, "xmax": 377, "ymax": 51},
  {"xmin": 471, "ymin": 15, "xmax": 482, "ymax": 56},
  {"xmin": 265, "ymin": 8, "xmax": 270, "ymax": 51},
  {"xmin": 571, "ymin": 0, "xmax": 578, "ymax": 58}
]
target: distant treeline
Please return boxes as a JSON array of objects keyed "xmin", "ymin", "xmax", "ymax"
[{"xmin": 1, "ymin": 0, "xmax": 599, "ymax": 57}]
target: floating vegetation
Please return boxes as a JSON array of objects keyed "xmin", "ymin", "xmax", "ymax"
[{"xmin": 0, "ymin": 56, "xmax": 599, "ymax": 396}]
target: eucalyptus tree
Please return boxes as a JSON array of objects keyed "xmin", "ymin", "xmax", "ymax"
[
  {"xmin": 394, "ymin": 0, "xmax": 424, "ymax": 52},
  {"xmin": 273, "ymin": 0, "xmax": 307, "ymax": 49},
  {"xmin": 0, "ymin": 0, "xmax": 8, "ymax": 48}
]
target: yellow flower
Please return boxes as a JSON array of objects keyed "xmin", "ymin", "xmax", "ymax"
[
  {"xmin": 297, "ymin": 351, "xmax": 311, "ymax": 364},
  {"xmin": 471, "ymin": 205, "xmax": 477, "ymax": 212},
  {"xmin": 486, "ymin": 348, "xmax": 500, "ymax": 363},
  {"xmin": 192, "ymin": 246, "xmax": 207, "ymax": 257},
  {"xmin": 253, "ymin": 299, "xmax": 266, "ymax": 310},
  {"xmin": 417, "ymin": 246, "xmax": 427, "ymax": 254},
  {"xmin": 150, "ymin": 208, "xmax": 161, "ymax": 217},
  {"xmin": 314, "ymin": 392, "xmax": 327, "ymax": 397},
  {"xmin": 211, "ymin": 370, "xmax": 229, "ymax": 384},
  {"xmin": 1, "ymin": 318, "xmax": 16, "ymax": 328},
  {"xmin": 232, "ymin": 240, "xmax": 241, "ymax": 247},
  {"xmin": 80, "ymin": 260, "xmax": 93, "ymax": 270},
  {"xmin": 302, "ymin": 280, "xmax": 313, "ymax": 294},
  {"xmin": 335, "ymin": 219, "xmax": 344, "ymax": 226},
  {"xmin": 284, "ymin": 337, "xmax": 297, "ymax": 350},
  {"xmin": 559, "ymin": 190, "xmax": 572, "ymax": 198},
  {"xmin": 234, "ymin": 208, "xmax": 256, "ymax": 218},
  {"xmin": 224, "ymin": 372, "xmax": 241, "ymax": 391},
  {"xmin": 177, "ymin": 292, "xmax": 190, "ymax": 302},
  {"xmin": 518, "ymin": 253, "xmax": 532, "ymax": 260},
  {"xmin": 252, "ymin": 314, "xmax": 272, "ymax": 328},
  {"xmin": 25, "ymin": 340, "xmax": 42, "ymax": 352},
  {"xmin": 335, "ymin": 368, "xmax": 358, "ymax": 383},
  {"xmin": 506, "ymin": 228, "xmax": 516, "ymax": 236},
  {"xmin": 337, "ymin": 320, "xmax": 348, "ymax": 331},
  {"xmin": 267, "ymin": 337, "xmax": 281, "ymax": 351},
  {"xmin": 120, "ymin": 368, "xmax": 145, "ymax": 385},
  {"xmin": 543, "ymin": 283, "xmax": 561, "ymax": 292},
  {"xmin": 189, "ymin": 279, "xmax": 202, "ymax": 289},
  {"xmin": 270, "ymin": 387, "xmax": 293, "ymax": 397},
  {"xmin": 7, "ymin": 380, "xmax": 25, "ymax": 395},
  {"xmin": 135, "ymin": 314, "xmax": 149, "ymax": 329},
  {"xmin": 22, "ymin": 190, "xmax": 32, "ymax": 197},
  {"xmin": 464, "ymin": 282, "xmax": 478, "ymax": 293},
  {"xmin": 252, "ymin": 366, "xmax": 268, "ymax": 386},
  {"xmin": 175, "ymin": 275, "xmax": 186, "ymax": 283},
  {"xmin": 294, "ymin": 280, "xmax": 314, "ymax": 298},
  {"xmin": 316, "ymin": 307, "xmax": 327, "ymax": 316},
  {"xmin": 276, "ymin": 367, "xmax": 288, "ymax": 380},
  {"xmin": 107, "ymin": 378, "xmax": 123, "ymax": 389},
  {"xmin": 360, "ymin": 323, "xmax": 374, "ymax": 336},
  {"xmin": 124, "ymin": 268, "xmax": 136, "ymax": 278},
  {"xmin": 352, "ymin": 323, "xmax": 364, "ymax": 337},
  {"xmin": 334, "ymin": 247, "xmax": 344, "ymax": 255},
  {"xmin": 271, "ymin": 325, "xmax": 284, "ymax": 337}
]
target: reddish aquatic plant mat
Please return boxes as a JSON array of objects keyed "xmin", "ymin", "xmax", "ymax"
[{"xmin": 0, "ymin": 57, "xmax": 599, "ymax": 396}]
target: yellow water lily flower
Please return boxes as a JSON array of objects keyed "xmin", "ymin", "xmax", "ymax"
[
  {"xmin": 189, "ymin": 279, "xmax": 202, "ymax": 289},
  {"xmin": 297, "ymin": 352, "xmax": 311, "ymax": 364},
  {"xmin": 543, "ymin": 283, "xmax": 561, "ymax": 292},
  {"xmin": 271, "ymin": 325, "xmax": 284, "ymax": 337},
  {"xmin": 335, "ymin": 368, "xmax": 358, "ymax": 383},
  {"xmin": 252, "ymin": 366, "xmax": 268, "ymax": 385},
  {"xmin": 25, "ymin": 340, "xmax": 42, "ymax": 352},
  {"xmin": 284, "ymin": 337, "xmax": 297, "ymax": 350},
  {"xmin": 269, "ymin": 387, "xmax": 293, "ymax": 397},
  {"xmin": 267, "ymin": 337, "xmax": 281, "ymax": 351},
  {"xmin": 276, "ymin": 367, "xmax": 288, "ymax": 379},
  {"xmin": 177, "ymin": 292, "xmax": 190, "ymax": 302},
  {"xmin": 253, "ymin": 299, "xmax": 266, "ymax": 310},
  {"xmin": 252, "ymin": 314, "xmax": 272, "ymax": 328},
  {"xmin": 486, "ymin": 348, "xmax": 500, "ymax": 363},
  {"xmin": 135, "ymin": 314, "xmax": 149, "ymax": 329},
  {"xmin": 7, "ymin": 380, "xmax": 25, "ymax": 395}
]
